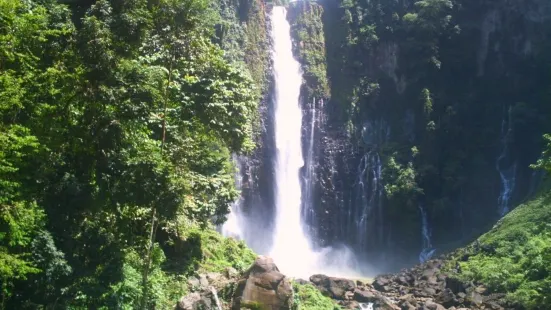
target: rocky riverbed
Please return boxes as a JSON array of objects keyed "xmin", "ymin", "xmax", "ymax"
[{"xmin": 176, "ymin": 255, "xmax": 512, "ymax": 310}]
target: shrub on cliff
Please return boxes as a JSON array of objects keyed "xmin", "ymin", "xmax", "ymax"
[
  {"xmin": 292, "ymin": 281, "xmax": 341, "ymax": 310},
  {"xmin": 167, "ymin": 225, "xmax": 256, "ymax": 276}
]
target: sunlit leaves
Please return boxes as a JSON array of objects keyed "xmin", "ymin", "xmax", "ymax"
[{"xmin": 0, "ymin": 0, "xmax": 260, "ymax": 307}]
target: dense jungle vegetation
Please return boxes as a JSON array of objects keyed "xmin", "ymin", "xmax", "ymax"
[
  {"xmin": 0, "ymin": 0, "xmax": 265, "ymax": 308},
  {"xmin": 2, "ymin": 0, "xmax": 551, "ymax": 309}
]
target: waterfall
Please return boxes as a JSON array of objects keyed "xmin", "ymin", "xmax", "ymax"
[
  {"xmin": 354, "ymin": 152, "xmax": 383, "ymax": 248},
  {"xmin": 419, "ymin": 205, "xmax": 435, "ymax": 263},
  {"xmin": 496, "ymin": 106, "xmax": 517, "ymax": 216},
  {"xmin": 269, "ymin": 6, "xmax": 316, "ymax": 277},
  {"xmin": 210, "ymin": 287, "xmax": 223, "ymax": 310},
  {"xmin": 302, "ymin": 97, "xmax": 318, "ymax": 237},
  {"xmin": 268, "ymin": 6, "xmax": 362, "ymax": 278},
  {"xmin": 221, "ymin": 155, "xmax": 245, "ymax": 240},
  {"xmin": 352, "ymin": 120, "xmax": 388, "ymax": 254}
]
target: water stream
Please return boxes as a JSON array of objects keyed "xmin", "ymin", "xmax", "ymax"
[
  {"xmin": 418, "ymin": 205, "xmax": 435, "ymax": 263},
  {"xmin": 222, "ymin": 6, "xmax": 362, "ymax": 279},
  {"xmin": 221, "ymin": 155, "xmax": 245, "ymax": 240},
  {"xmin": 269, "ymin": 6, "xmax": 317, "ymax": 277},
  {"xmin": 496, "ymin": 106, "xmax": 517, "ymax": 216}
]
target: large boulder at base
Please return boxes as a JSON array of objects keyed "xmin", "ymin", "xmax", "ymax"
[
  {"xmin": 309, "ymin": 274, "xmax": 356, "ymax": 299},
  {"xmin": 232, "ymin": 256, "xmax": 293, "ymax": 310}
]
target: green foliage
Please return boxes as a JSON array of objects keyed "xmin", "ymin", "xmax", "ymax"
[
  {"xmin": 106, "ymin": 244, "xmax": 187, "ymax": 310},
  {"xmin": 0, "ymin": 0, "xmax": 263, "ymax": 308},
  {"xmin": 292, "ymin": 282, "xmax": 341, "ymax": 310},
  {"xmin": 172, "ymin": 225, "xmax": 256, "ymax": 275},
  {"xmin": 241, "ymin": 300, "xmax": 266, "ymax": 310},
  {"xmin": 531, "ymin": 134, "xmax": 551, "ymax": 172},
  {"xmin": 214, "ymin": 0, "xmax": 269, "ymax": 138},
  {"xmin": 383, "ymin": 154, "xmax": 422, "ymax": 200},
  {"xmin": 289, "ymin": 3, "xmax": 330, "ymax": 99},
  {"xmin": 421, "ymin": 88, "xmax": 433, "ymax": 116},
  {"xmin": 455, "ymin": 189, "xmax": 551, "ymax": 309}
]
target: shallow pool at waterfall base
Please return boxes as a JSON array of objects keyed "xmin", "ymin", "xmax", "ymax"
[{"xmin": 359, "ymin": 302, "xmax": 374, "ymax": 310}]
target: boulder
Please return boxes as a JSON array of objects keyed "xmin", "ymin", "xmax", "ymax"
[
  {"xmin": 177, "ymin": 288, "xmax": 220, "ymax": 310},
  {"xmin": 339, "ymin": 300, "xmax": 360, "ymax": 309},
  {"xmin": 413, "ymin": 287, "xmax": 436, "ymax": 298},
  {"xmin": 351, "ymin": 288, "xmax": 399, "ymax": 310},
  {"xmin": 353, "ymin": 288, "xmax": 377, "ymax": 302},
  {"xmin": 445, "ymin": 277, "xmax": 466, "ymax": 294},
  {"xmin": 224, "ymin": 267, "xmax": 239, "ymax": 279},
  {"xmin": 187, "ymin": 274, "xmax": 210, "ymax": 291},
  {"xmin": 436, "ymin": 288, "xmax": 458, "ymax": 308},
  {"xmin": 177, "ymin": 292, "xmax": 202, "ymax": 310},
  {"xmin": 232, "ymin": 256, "xmax": 293, "ymax": 310},
  {"xmin": 398, "ymin": 300, "xmax": 416, "ymax": 310},
  {"xmin": 310, "ymin": 274, "xmax": 356, "ymax": 299},
  {"xmin": 424, "ymin": 300, "xmax": 446, "ymax": 310},
  {"xmin": 373, "ymin": 275, "xmax": 391, "ymax": 291}
]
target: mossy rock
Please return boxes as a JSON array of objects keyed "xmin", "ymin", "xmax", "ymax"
[{"xmin": 292, "ymin": 281, "xmax": 341, "ymax": 310}]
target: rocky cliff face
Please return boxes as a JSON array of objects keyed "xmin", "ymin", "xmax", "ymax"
[
  {"xmin": 224, "ymin": 0, "xmax": 551, "ymax": 271},
  {"xmin": 286, "ymin": 0, "xmax": 551, "ymax": 270}
]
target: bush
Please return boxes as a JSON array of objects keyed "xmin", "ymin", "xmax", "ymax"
[
  {"xmin": 455, "ymin": 188, "xmax": 551, "ymax": 309},
  {"xmin": 292, "ymin": 281, "xmax": 341, "ymax": 310},
  {"xmin": 168, "ymin": 225, "xmax": 256, "ymax": 276}
]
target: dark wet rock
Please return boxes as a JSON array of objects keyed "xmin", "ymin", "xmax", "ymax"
[
  {"xmin": 397, "ymin": 275, "xmax": 414, "ymax": 286},
  {"xmin": 436, "ymin": 288, "xmax": 458, "ymax": 308},
  {"xmin": 309, "ymin": 274, "xmax": 356, "ymax": 299},
  {"xmin": 414, "ymin": 287, "xmax": 436, "ymax": 298},
  {"xmin": 446, "ymin": 277, "xmax": 466, "ymax": 294}
]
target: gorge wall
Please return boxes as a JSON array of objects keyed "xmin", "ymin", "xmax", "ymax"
[
  {"xmin": 288, "ymin": 0, "xmax": 551, "ymax": 270},
  {"xmin": 226, "ymin": 0, "xmax": 551, "ymax": 272}
]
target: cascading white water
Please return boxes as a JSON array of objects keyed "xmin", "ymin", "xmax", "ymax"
[
  {"xmin": 418, "ymin": 205, "xmax": 435, "ymax": 263},
  {"xmin": 221, "ymin": 156, "xmax": 244, "ymax": 240},
  {"xmin": 269, "ymin": 6, "xmax": 316, "ymax": 277},
  {"xmin": 496, "ymin": 106, "xmax": 517, "ymax": 216},
  {"xmin": 354, "ymin": 120, "xmax": 388, "ymax": 249},
  {"xmin": 355, "ymin": 152, "xmax": 382, "ymax": 247},
  {"xmin": 302, "ymin": 97, "xmax": 318, "ymax": 232},
  {"xmin": 360, "ymin": 303, "xmax": 374, "ymax": 310},
  {"xmin": 269, "ymin": 7, "xmax": 362, "ymax": 278}
]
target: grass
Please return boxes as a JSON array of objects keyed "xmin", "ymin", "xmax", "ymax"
[
  {"xmin": 451, "ymin": 183, "xmax": 551, "ymax": 309},
  {"xmin": 166, "ymin": 225, "xmax": 256, "ymax": 277},
  {"xmin": 189, "ymin": 226, "xmax": 257, "ymax": 274},
  {"xmin": 292, "ymin": 281, "xmax": 341, "ymax": 310}
]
